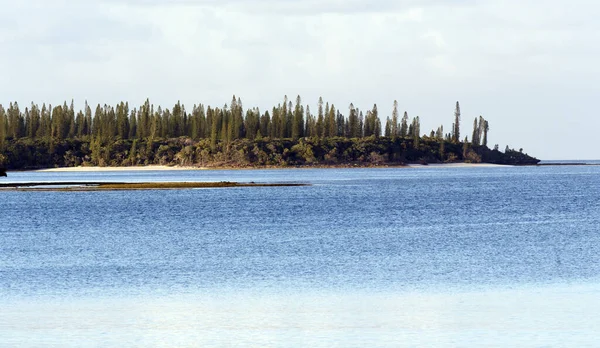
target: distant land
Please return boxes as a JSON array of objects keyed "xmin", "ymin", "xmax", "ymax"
[
  {"xmin": 538, "ymin": 160, "xmax": 600, "ymax": 165},
  {"xmin": 0, "ymin": 98, "xmax": 539, "ymax": 170}
]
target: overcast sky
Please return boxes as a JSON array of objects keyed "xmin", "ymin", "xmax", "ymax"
[{"xmin": 1, "ymin": 0, "xmax": 598, "ymax": 159}]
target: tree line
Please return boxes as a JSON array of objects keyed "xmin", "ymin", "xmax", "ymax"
[
  {"xmin": 0, "ymin": 96, "xmax": 487, "ymax": 144},
  {"xmin": 0, "ymin": 96, "xmax": 537, "ymax": 169}
]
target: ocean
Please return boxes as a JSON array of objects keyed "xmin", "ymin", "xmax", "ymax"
[{"xmin": 1, "ymin": 165, "xmax": 599, "ymax": 347}]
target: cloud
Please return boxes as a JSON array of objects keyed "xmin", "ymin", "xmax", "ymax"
[
  {"xmin": 97, "ymin": 0, "xmax": 466, "ymax": 15},
  {"xmin": 0, "ymin": 0, "xmax": 599, "ymax": 159}
]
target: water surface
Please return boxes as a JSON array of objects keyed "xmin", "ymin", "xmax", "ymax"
[{"xmin": 1, "ymin": 166, "xmax": 600, "ymax": 346}]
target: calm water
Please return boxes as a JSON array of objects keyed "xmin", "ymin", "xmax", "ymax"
[{"xmin": 1, "ymin": 166, "xmax": 600, "ymax": 347}]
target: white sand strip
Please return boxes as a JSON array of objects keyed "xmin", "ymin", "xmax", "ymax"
[{"xmin": 35, "ymin": 165, "xmax": 206, "ymax": 172}]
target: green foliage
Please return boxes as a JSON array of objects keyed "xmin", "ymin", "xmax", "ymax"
[
  {"xmin": 453, "ymin": 101, "xmax": 461, "ymax": 143},
  {"xmin": 0, "ymin": 136, "xmax": 539, "ymax": 169},
  {"xmin": 480, "ymin": 147, "xmax": 539, "ymax": 165},
  {"xmin": 0, "ymin": 98, "xmax": 538, "ymax": 169}
]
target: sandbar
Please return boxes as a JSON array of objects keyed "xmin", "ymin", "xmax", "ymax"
[{"xmin": 0, "ymin": 181, "xmax": 309, "ymax": 192}]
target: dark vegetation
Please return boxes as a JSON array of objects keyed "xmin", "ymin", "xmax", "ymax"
[{"xmin": 0, "ymin": 97, "xmax": 539, "ymax": 170}]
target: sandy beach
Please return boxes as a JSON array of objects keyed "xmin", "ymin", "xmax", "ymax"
[
  {"xmin": 33, "ymin": 163, "xmax": 510, "ymax": 172},
  {"xmin": 35, "ymin": 165, "xmax": 205, "ymax": 172}
]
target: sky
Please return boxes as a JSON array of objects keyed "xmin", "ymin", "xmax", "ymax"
[{"xmin": 1, "ymin": 0, "xmax": 598, "ymax": 160}]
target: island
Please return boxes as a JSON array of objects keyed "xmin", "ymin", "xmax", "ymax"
[{"xmin": 0, "ymin": 98, "xmax": 539, "ymax": 170}]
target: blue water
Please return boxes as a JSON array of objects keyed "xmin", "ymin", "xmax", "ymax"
[{"xmin": 2, "ymin": 166, "xmax": 600, "ymax": 347}]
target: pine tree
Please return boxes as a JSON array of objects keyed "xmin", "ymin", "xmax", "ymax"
[
  {"xmin": 129, "ymin": 109, "xmax": 137, "ymax": 139},
  {"xmin": 32, "ymin": 104, "xmax": 41, "ymax": 138},
  {"xmin": 271, "ymin": 106, "xmax": 280, "ymax": 139},
  {"xmin": 327, "ymin": 104, "xmax": 337, "ymax": 137},
  {"xmin": 400, "ymin": 111, "xmax": 409, "ymax": 138},
  {"xmin": 316, "ymin": 97, "xmax": 324, "ymax": 138},
  {"xmin": 348, "ymin": 103, "xmax": 359, "ymax": 138},
  {"xmin": 224, "ymin": 106, "xmax": 233, "ymax": 143},
  {"xmin": 453, "ymin": 101, "xmax": 461, "ymax": 143},
  {"xmin": 51, "ymin": 104, "xmax": 64, "ymax": 140},
  {"xmin": 66, "ymin": 100, "xmax": 76, "ymax": 139},
  {"xmin": 412, "ymin": 116, "xmax": 421, "ymax": 147},
  {"xmin": 483, "ymin": 120, "xmax": 489, "ymax": 147},
  {"xmin": 305, "ymin": 105, "xmax": 316, "ymax": 137},
  {"xmin": 0, "ymin": 105, "xmax": 6, "ymax": 149},
  {"xmin": 358, "ymin": 110, "xmax": 364, "ymax": 138},
  {"xmin": 384, "ymin": 117, "xmax": 391, "ymax": 137},
  {"xmin": 369, "ymin": 104, "xmax": 380, "ymax": 137},
  {"xmin": 260, "ymin": 110, "xmax": 270, "ymax": 138},
  {"xmin": 199, "ymin": 104, "xmax": 208, "ymax": 138},
  {"xmin": 116, "ymin": 102, "xmax": 130, "ymax": 139},
  {"xmin": 7, "ymin": 102, "xmax": 24, "ymax": 139},
  {"xmin": 244, "ymin": 108, "xmax": 258, "ymax": 140},
  {"xmin": 472, "ymin": 117, "xmax": 479, "ymax": 146},
  {"xmin": 210, "ymin": 107, "xmax": 219, "ymax": 150},
  {"xmin": 83, "ymin": 102, "xmax": 92, "ymax": 137},
  {"xmin": 435, "ymin": 125, "xmax": 444, "ymax": 140},
  {"xmin": 151, "ymin": 106, "xmax": 160, "ymax": 139},
  {"xmin": 129, "ymin": 139, "xmax": 138, "ymax": 165},
  {"xmin": 23, "ymin": 107, "xmax": 33, "ymax": 137},
  {"xmin": 138, "ymin": 99, "xmax": 151, "ymax": 139},
  {"xmin": 37, "ymin": 104, "xmax": 51, "ymax": 138},
  {"xmin": 374, "ymin": 115, "xmax": 382, "ymax": 138},
  {"xmin": 75, "ymin": 110, "xmax": 85, "ymax": 138},
  {"xmin": 281, "ymin": 96, "xmax": 289, "ymax": 138},
  {"xmin": 286, "ymin": 100, "xmax": 293, "ymax": 138},
  {"xmin": 336, "ymin": 111, "xmax": 345, "ymax": 137},
  {"xmin": 104, "ymin": 104, "xmax": 117, "ymax": 140},
  {"xmin": 364, "ymin": 104, "xmax": 378, "ymax": 137},
  {"xmin": 391, "ymin": 100, "xmax": 399, "ymax": 139},
  {"xmin": 232, "ymin": 96, "xmax": 244, "ymax": 140},
  {"xmin": 67, "ymin": 111, "xmax": 76, "ymax": 139},
  {"xmin": 292, "ymin": 95, "xmax": 304, "ymax": 140}
]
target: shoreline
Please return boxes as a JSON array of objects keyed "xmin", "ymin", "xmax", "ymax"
[
  {"xmin": 34, "ymin": 165, "xmax": 205, "ymax": 172},
  {"xmin": 29, "ymin": 163, "xmax": 511, "ymax": 172}
]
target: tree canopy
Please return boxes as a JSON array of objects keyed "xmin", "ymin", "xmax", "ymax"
[{"xmin": 0, "ymin": 97, "xmax": 539, "ymax": 169}]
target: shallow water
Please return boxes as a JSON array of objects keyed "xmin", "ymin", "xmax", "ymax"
[{"xmin": 1, "ymin": 166, "xmax": 600, "ymax": 347}]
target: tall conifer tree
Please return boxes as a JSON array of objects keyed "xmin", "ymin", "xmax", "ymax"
[{"xmin": 453, "ymin": 101, "xmax": 461, "ymax": 143}]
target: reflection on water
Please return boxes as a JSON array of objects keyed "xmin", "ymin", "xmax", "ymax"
[{"xmin": 2, "ymin": 284, "xmax": 599, "ymax": 347}]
